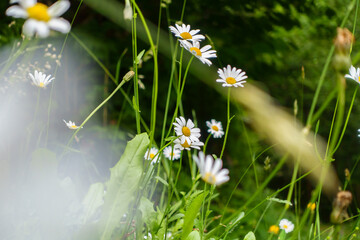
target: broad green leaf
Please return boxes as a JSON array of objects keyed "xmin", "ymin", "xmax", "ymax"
[
  {"xmin": 278, "ymin": 230, "xmax": 286, "ymax": 240},
  {"xmin": 139, "ymin": 196, "xmax": 157, "ymax": 227},
  {"xmin": 182, "ymin": 191, "xmax": 207, "ymax": 239},
  {"xmin": 100, "ymin": 133, "xmax": 150, "ymax": 239},
  {"xmin": 82, "ymin": 182, "xmax": 105, "ymax": 224},
  {"xmin": 244, "ymin": 231, "xmax": 256, "ymax": 240},
  {"xmin": 185, "ymin": 230, "xmax": 201, "ymax": 240}
]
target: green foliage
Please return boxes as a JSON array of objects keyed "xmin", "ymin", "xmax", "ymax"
[
  {"xmin": 182, "ymin": 191, "xmax": 208, "ymax": 239},
  {"xmin": 185, "ymin": 230, "xmax": 201, "ymax": 240},
  {"xmin": 139, "ymin": 196, "xmax": 158, "ymax": 228},
  {"xmin": 244, "ymin": 231, "xmax": 256, "ymax": 240},
  {"xmin": 81, "ymin": 182, "xmax": 105, "ymax": 224},
  {"xmin": 100, "ymin": 132, "xmax": 149, "ymax": 239}
]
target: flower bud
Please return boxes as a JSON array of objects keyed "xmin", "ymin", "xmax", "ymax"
[
  {"xmin": 123, "ymin": 70, "xmax": 135, "ymax": 82},
  {"xmin": 123, "ymin": 0, "xmax": 133, "ymax": 21}
]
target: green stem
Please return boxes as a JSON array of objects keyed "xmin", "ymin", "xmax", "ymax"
[
  {"xmin": 66, "ymin": 78, "xmax": 129, "ymax": 147},
  {"xmin": 131, "ymin": 0, "xmax": 159, "ymax": 144},
  {"xmin": 220, "ymin": 88, "xmax": 232, "ymax": 159},
  {"xmin": 132, "ymin": 3, "xmax": 141, "ymax": 134},
  {"xmin": 203, "ymin": 134, "xmax": 212, "ymax": 155}
]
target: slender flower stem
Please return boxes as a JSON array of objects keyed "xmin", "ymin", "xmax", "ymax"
[
  {"xmin": 220, "ymin": 88, "xmax": 232, "ymax": 159},
  {"xmin": 131, "ymin": 0, "xmax": 158, "ymax": 145},
  {"xmin": 200, "ymin": 183, "xmax": 208, "ymax": 240},
  {"xmin": 203, "ymin": 133, "xmax": 212, "ymax": 155},
  {"xmin": 66, "ymin": 78, "xmax": 129, "ymax": 147},
  {"xmin": 204, "ymin": 185, "xmax": 215, "ymax": 234},
  {"xmin": 132, "ymin": 4, "xmax": 141, "ymax": 134},
  {"xmin": 305, "ymin": 0, "xmax": 354, "ymax": 129}
]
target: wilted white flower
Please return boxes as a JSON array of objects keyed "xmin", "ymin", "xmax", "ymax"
[
  {"xmin": 123, "ymin": 0, "xmax": 132, "ymax": 21},
  {"xmin": 144, "ymin": 147, "xmax": 159, "ymax": 164},
  {"xmin": 29, "ymin": 70, "xmax": 54, "ymax": 88},
  {"xmin": 6, "ymin": 0, "xmax": 71, "ymax": 38},
  {"xmin": 163, "ymin": 146, "xmax": 181, "ymax": 160},
  {"xmin": 216, "ymin": 65, "xmax": 247, "ymax": 87},
  {"xmin": 173, "ymin": 138, "xmax": 203, "ymax": 151},
  {"xmin": 279, "ymin": 219, "xmax": 294, "ymax": 233},
  {"xmin": 193, "ymin": 151, "xmax": 229, "ymax": 185},
  {"xmin": 63, "ymin": 120, "xmax": 82, "ymax": 129},
  {"xmin": 169, "ymin": 23, "xmax": 205, "ymax": 42},
  {"xmin": 179, "ymin": 40, "xmax": 217, "ymax": 66},
  {"xmin": 173, "ymin": 116, "xmax": 201, "ymax": 144},
  {"xmin": 345, "ymin": 65, "xmax": 360, "ymax": 84},
  {"xmin": 206, "ymin": 119, "xmax": 224, "ymax": 138}
]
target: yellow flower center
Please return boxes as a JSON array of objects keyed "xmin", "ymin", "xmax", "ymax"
[
  {"xmin": 358, "ymin": 76, "xmax": 360, "ymax": 82},
  {"xmin": 27, "ymin": 3, "xmax": 51, "ymax": 22},
  {"xmin": 268, "ymin": 225, "xmax": 279, "ymax": 234},
  {"xmin": 211, "ymin": 125, "xmax": 219, "ymax": 131},
  {"xmin": 180, "ymin": 32, "xmax": 192, "ymax": 39},
  {"xmin": 182, "ymin": 126, "xmax": 191, "ymax": 136},
  {"xmin": 150, "ymin": 153, "xmax": 155, "ymax": 159},
  {"xmin": 71, "ymin": 125, "xmax": 77, "ymax": 129},
  {"xmin": 181, "ymin": 140, "xmax": 190, "ymax": 148},
  {"xmin": 203, "ymin": 172, "xmax": 216, "ymax": 185},
  {"xmin": 190, "ymin": 47, "xmax": 202, "ymax": 56},
  {"xmin": 283, "ymin": 224, "xmax": 288, "ymax": 229},
  {"xmin": 307, "ymin": 203, "xmax": 316, "ymax": 211},
  {"xmin": 39, "ymin": 82, "xmax": 45, "ymax": 88},
  {"xmin": 226, "ymin": 77, "xmax": 236, "ymax": 85}
]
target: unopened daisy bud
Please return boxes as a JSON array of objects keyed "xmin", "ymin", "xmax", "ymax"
[
  {"xmin": 123, "ymin": 70, "xmax": 135, "ymax": 82},
  {"xmin": 264, "ymin": 156, "xmax": 271, "ymax": 171},
  {"xmin": 345, "ymin": 168, "xmax": 350, "ymax": 181},
  {"xmin": 330, "ymin": 190, "xmax": 352, "ymax": 224},
  {"xmin": 123, "ymin": 0, "xmax": 133, "ymax": 21},
  {"xmin": 294, "ymin": 99, "xmax": 298, "ymax": 117},
  {"xmin": 334, "ymin": 27, "xmax": 354, "ymax": 54}
]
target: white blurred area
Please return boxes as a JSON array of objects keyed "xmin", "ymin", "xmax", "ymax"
[{"xmin": 0, "ymin": 38, "xmax": 127, "ymax": 239}]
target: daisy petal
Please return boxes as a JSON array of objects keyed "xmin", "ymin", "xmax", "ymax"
[
  {"xmin": 48, "ymin": 18, "xmax": 71, "ymax": 33},
  {"xmin": 6, "ymin": 6, "xmax": 28, "ymax": 18},
  {"xmin": 48, "ymin": 0, "xmax": 70, "ymax": 17}
]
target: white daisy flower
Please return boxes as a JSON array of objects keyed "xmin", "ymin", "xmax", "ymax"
[
  {"xmin": 345, "ymin": 65, "xmax": 360, "ymax": 84},
  {"xmin": 163, "ymin": 146, "xmax": 181, "ymax": 160},
  {"xmin": 144, "ymin": 147, "xmax": 159, "ymax": 164},
  {"xmin": 173, "ymin": 116, "xmax": 201, "ymax": 144},
  {"xmin": 279, "ymin": 219, "xmax": 294, "ymax": 233},
  {"xmin": 29, "ymin": 70, "xmax": 54, "ymax": 88},
  {"xmin": 174, "ymin": 138, "xmax": 203, "ymax": 151},
  {"xmin": 6, "ymin": 0, "xmax": 71, "ymax": 38},
  {"xmin": 169, "ymin": 23, "xmax": 205, "ymax": 42},
  {"xmin": 216, "ymin": 65, "xmax": 248, "ymax": 87},
  {"xmin": 63, "ymin": 120, "xmax": 82, "ymax": 129},
  {"xmin": 193, "ymin": 151, "xmax": 229, "ymax": 186},
  {"xmin": 206, "ymin": 119, "xmax": 224, "ymax": 138},
  {"xmin": 358, "ymin": 129, "xmax": 360, "ymax": 137},
  {"xmin": 179, "ymin": 40, "xmax": 217, "ymax": 66}
]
